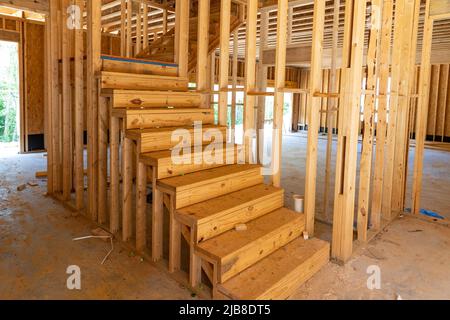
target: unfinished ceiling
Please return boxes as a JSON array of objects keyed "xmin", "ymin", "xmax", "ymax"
[{"xmin": 94, "ymin": 0, "xmax": 450, "ymax": 66}]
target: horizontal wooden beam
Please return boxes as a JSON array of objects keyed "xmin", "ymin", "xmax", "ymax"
[{"xmin": 0, "ymin": 0, "xmax": 48, "ymax": 13}]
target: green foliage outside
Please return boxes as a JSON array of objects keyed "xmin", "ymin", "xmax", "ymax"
[{"xmin": 0, "ymin": 41, "xmax": 19, "ymax": 143}]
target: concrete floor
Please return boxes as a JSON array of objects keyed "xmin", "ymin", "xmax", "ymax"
[{"xmin": 0, "ymin": 135, "xmax": 449, "ymax": 299}]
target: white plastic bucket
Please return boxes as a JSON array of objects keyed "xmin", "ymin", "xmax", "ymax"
[{"xmin": 293, "ymin": 194, "xmax": 304, "ymax": 213}]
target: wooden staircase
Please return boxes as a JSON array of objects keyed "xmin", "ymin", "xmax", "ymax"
[
  {"xmin": 100, "ymin": 42, "xmax": 329, "ymax": 301},
  {"xmin": 136, "ymin": 0, "xmax": 243, "ymax": 72}
]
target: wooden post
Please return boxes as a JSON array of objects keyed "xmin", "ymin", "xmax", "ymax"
[
  {"xmin": 197, "ymin": 0, "xmax": 210, "ymax": 107},
  {"xmin": 304, "ymin": 0, "xmax": 326, "ymax": 235},
  {"xmin": 383, "ymin": 0, "xmax": 420, "ymax": 218},
  {"xmin": 169, "ymin": 196, "xmax": 181, "ymax": 272},
  {"xmin": 87, "ymin": 0, "xmax": 101, "ymax": 221},
  {"xmin": 50, "ymin": 0, "xmax": 60, "ymax": 195},
  {"xmin": 61, "ymin": 0, "xmax": 72, "ymax": 201},
  {"xmin": 230, "ymin": 29, "xmax": 238, "ymax": 143},
  {"xmin": 257, "ymin": 11, "xmax": 268, "ymax": 164},
  {"xmin": 331, "ymin": 0, "xmax": 367, "ymax": 263},
  {"xmin": 121, "ymin": 0, "xmax": 126, "ymax": 56},
  {"xmin": 152, "ymin": 174, "xmax": 163, "ymax": 261},
  {"xmin": 143, "ymin": 3, "xmax": 148, "ymax": 50},
  {"xmin": 218, "ymin": 0, "xmax": 231, "ymax": 126},
  {"xmin": 323, "ymin": 0, "xmax": 340, "ymax": 221},
  {"xmin": 391, "ymin": 0, "xmax": 421, "ymax": 214},
  {"xmin": 110, "ymin": 117, "xmax": 120, "ymax": 233},
  {"xmin": 162, "ymin": 9, "xmax": 168, "ymax": 34},
  {"xmin": 136, "ymin": 153, "xmax": 147, "ymax": 252},
  {"xmin": 371, "ymin": 0, "xmax": 394, "ymax": 228},
  {"xmin": 74, "ymin": 0, "xmax": 84, "ymax": 210},
  {"xmin": 98, "ymin": 94, "xmax": 108, "ymax": 224},
  {"xmin": 45, "ymin": 1, "xmax": 54, "ymax": 196},
  {"xmin": 271, "ymin": 0, "xmax": 288, "ymax": 187},
  {"xmin": 287, "ymin": 6, "xmax": 293, "ymax": 44},
  {"xmin": 412, "ymin": 0, "xmax": 434, "ymax": 215},
  {"xmin": 136, "ymin": 1, "xmax": 142, "ymax": 54},
  {"xmin": 126, "ymin": 0, "xmax": 132, "ymax": 57},
  {"xmin": 357, "ymin": 0, "xmax": 382, "ymax": 241},
  {"xmin": 176, "ymin": 0, "xmax": 189, "ymax": 78},
  {"xmin": 243, "ymin": 0, "xmax": 258, "ymax": 162},
  {"xmin": 122, "ymin": 137, "xmax": 133, "ymax": 241}
]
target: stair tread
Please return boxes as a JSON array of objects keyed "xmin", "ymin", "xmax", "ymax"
[
  {"xmin": 158, "ymin": 164, "xmax": 261, "ymax": 191},
  {"xmin": 196, "ymin": 208, "xmax": 304, "ymax": 260},
  {"xmin": 177, "ymin": 184, "xmax": 281, "ymax": 225},
  {"xmin": 217, "ymin": 237, "xmax": 330, "ymax": 300}
]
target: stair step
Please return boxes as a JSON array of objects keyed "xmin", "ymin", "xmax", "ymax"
[
  {"xmin": 126, "ymin": 124, "xmax": 227, "ymax": 153},
  {"xmin": 217, "ymin": 237, "xmax": 330, "ymax": 300},
  {"xmin": 101, "ymin": 54, "xmax": 178, "ymax": 76},
  {"xmin": 111, "ymin": 90, "xmax": 203, "ymax": 108},
  {"xmin": 197, "ymin": 208, "xmax": 304, "ymax": 283},
  {"xmin": 157, "ymin": 164, "xmax": 263, "ymax": 209},
  {"xmin": 100, "ymin": 71, "xmax": 188, "ymax": 91},
  {"xmin": 112, "ymin": 108, "xmax": 214, "ymax": 129},
  {"xmin": 141, "ymin": 143, "xmax": 243, "ymax": 179},
  {"xmin": 176, "ymin": 184, "xmax": 284, "ymax": 242}
]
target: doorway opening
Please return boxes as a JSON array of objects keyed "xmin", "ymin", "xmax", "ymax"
[{"xmin": 0, "ymin": 40, "xmax": 20, "ymax": 155}]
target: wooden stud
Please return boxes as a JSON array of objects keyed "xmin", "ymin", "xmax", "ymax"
[
  {"xmin": 323, "ymin": 0, "xmax": 339, "ymax": 221},
  {"xmin": 230, "ymin": 29, "xmax": 238, "ymax": 143},
  {"xmin": 143, "ymin": 3, "xmax": 148, "ymax": 49},
  {"xmin": 243, "ymin": 0, "xmax": 258, "ymax": 163},
  {"xmin": 371, "ymin": 0, "xmax": 394, "ymax": 228},
  {"xmin": 331, "ymin": 0, "xmax": 367, "ymax": 263},
  {"xmin": 304, "ymin": 0, "xmax": 325, "ymax": 235},
  {"xmin": 357, "ymin": 0, "xmax": 382, "ymax": 241},
  {"xmin": 412, "ymin": 0, "xmax": 434, "ymax": 215},
  {"xmin": 196, "ymin": 0, "xmax": 210, "ymax": 107},
  {"xmin": 98, "ymin": 95, "xmax": 108, "ymax": 224},
  {"xmin": 44, "ymin": 4, "xmax": 53, "ymax": 195},
  {"xmin": 61, "ymin": 0, "xmax": 72, "ymax": 201},
  {"xmin": 271, "ymin": 0, "xmax": 288, "ymax": 187},
  {"xmin": 121, "ymin": 0, "xmax": 126, "ymax": 56},
  {"xmin": 176, "ymin": 0, "xmax": 189, "ymax": 78},
  {"xmin": 218, "ymin": 0, "xmax": 231, "ymax": 126},
  {"xmin": 87, "ymin": 0, "xmax": 101, "ymax": 220},
  {"xmin": 136, "ymin": 154, "xmax": 147, "ymax": 252},
  {"xmin": 110, "ymin": 116, "xmax": 120, "ymax": 233},
  {"xmin": 74, "ymin": 0, "xmax": 84, "ymax": 210},
  {"xmin": 152, "ymin": 173, "xmax": 164, "ymax": 261},
  {"xmin": 169, "ymin": 194, "xmax": 181, "ymax": 272},
  {"xmin": 391, "ymin": 0, "xmax": 421, "ymax": 214},
  {"xmin": 122, "ymin": 136, "xmax": 133, "ymax": 241},
  {"xmin": 257, "ymin": 11, "xmax": 269, "ymax": 164},
  {"xmin": 126, "ymin": 0, "xmax": 132, "ymax": 57},
  {"xmin": 190, "ymin": 226, "xmax": 202, "ymax": 289}
]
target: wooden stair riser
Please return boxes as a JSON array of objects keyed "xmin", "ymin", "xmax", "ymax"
[
  {"xmin": 172, "ymin": 167, "xmax": 263, "ymax": 209},
  {"xmin": 111, "ymin": 90, "xmax": 202, "ymax": 108},
  {"xmin": 130, "ymin": 126, "xmax": 228, "ymax": 153},
  {"xmin": 113, "ymin": 109, "xmax": 214, "ymax": 129},
  {"xmin": 101, "ymin": 55, "xmax": 178, "ymax": 77},
  {"xmin": 100, "ymin": 71, "xmax": 188, "ymax": 91},
  {"xmin": 148, "ymin": 145, "xmax": 244, "ymax": 180},
  {"xmin": 193, "ymin": 190, "xmax": 284, "ymax": 243}
]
